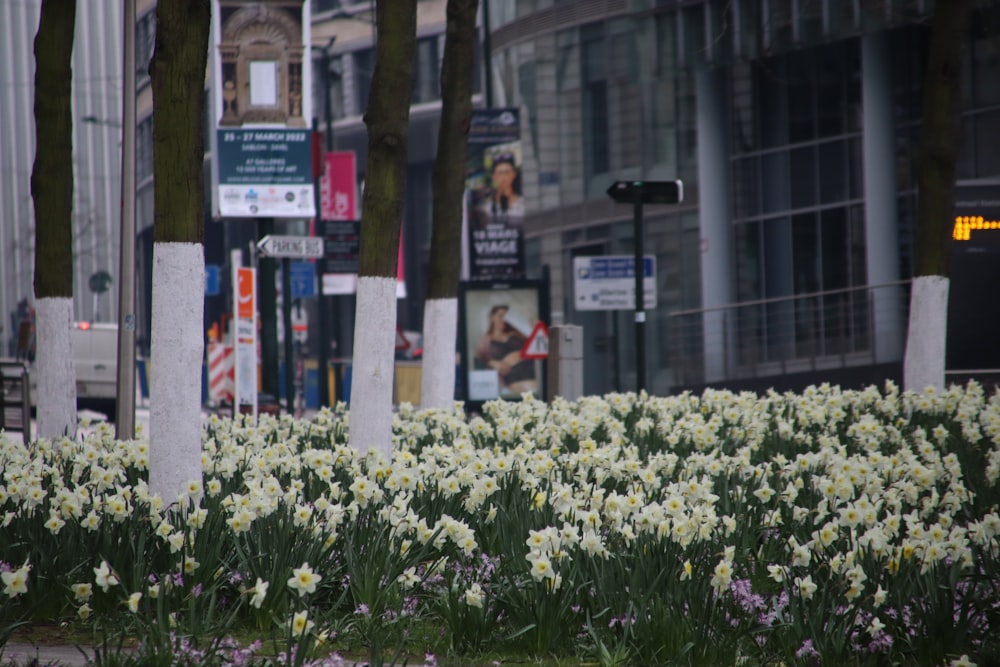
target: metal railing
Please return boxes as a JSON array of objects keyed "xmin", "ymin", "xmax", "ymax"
[{"xmin": 667, "ymin": 281, "xmax": 911, "ymax": 387}]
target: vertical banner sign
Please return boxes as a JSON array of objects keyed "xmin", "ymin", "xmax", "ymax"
[
  {"xmin": 209, "ymin": 0, "xmax": 314, "ymax": 219},
  {"xmin": 319, "ymin": 151, "xmax": 360, "ymax": 295},
  {"xmin": 466, "ymin": 108, "xmax": 525, "ymax": 280},
  {"xmin": 234, "ymin": 267, "xmax": 258, "ymax": 419},
  {"xmin": 320, "ymin": 152, "xmax": 357, "ymax": 220}
]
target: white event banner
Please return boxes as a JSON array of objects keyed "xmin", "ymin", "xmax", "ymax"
[{"xmin": 208, "ymin": 0, "xmax": 315, "ymax": 220}]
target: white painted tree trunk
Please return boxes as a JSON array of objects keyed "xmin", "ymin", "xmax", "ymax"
[
  {"xmin": 348, "ymin": 276, "xmax": 397, "ymax": 458},
  {"xmin": 419, "ymin": 297, "xmax": 457, "ymax": 409},
  {"xmin": 34, "ymin": 297, "xmax": 76, "ymax": 440},
  {"xmin": 149, "ymin": 243, "xmax": 205, "ymax": 503},
  {"xmin": 903, "ymin": 275, "xmax": 949, "ymax": 393}
]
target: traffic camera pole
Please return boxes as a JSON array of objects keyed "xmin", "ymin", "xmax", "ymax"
[{"xmin": 632, "ymin": 183, "xmax": 646, "ymax": 394}]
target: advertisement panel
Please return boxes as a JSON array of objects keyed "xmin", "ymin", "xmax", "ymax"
[
  {"xmin": 465, "ymin": 108, "xmax": 525, "ymax": 280},
  {"xmin": 458, "ymin": 280, "xmax": 548, "ymax": 406},
  {"xmin": 318, "ymin": 151, "xmax": 360, "ymax": 295},
  {"xmin": 209, "ymin": 0, "xmax": 314, "ymax": 219}
]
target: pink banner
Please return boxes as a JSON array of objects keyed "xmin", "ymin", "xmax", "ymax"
[{"xmin": 319, "ymin": 152, "xmax": 357, "ymax": 220}]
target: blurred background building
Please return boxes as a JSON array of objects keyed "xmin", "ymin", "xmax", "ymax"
[{"xmin": 3, "ymin": 0, "xmax": 998, "ymax": 400}]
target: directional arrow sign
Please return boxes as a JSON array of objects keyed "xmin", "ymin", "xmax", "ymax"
[
  {"xmin": 257, "ymin": 235, "xmax": 325, "ymax": 259},
  {"xmin": 606, "ymin": 180, "xmax": 684, "ymax": 205}
]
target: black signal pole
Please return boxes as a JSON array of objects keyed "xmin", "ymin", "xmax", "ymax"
[
  {"xmin": 632, "ymin": 182, "xmax": 646, "ymax": 393},
  {"xmin": 607, "ymin": 180, "xmax": 684, "ymax": 394}
]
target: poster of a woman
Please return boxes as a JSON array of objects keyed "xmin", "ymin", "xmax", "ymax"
[
  {"xmin": 465, "ymin": 108, "xmax": 526, "ymax": 280},
  {"xmin": 461, "ymin": 282, "xmax": 545, "ymax": 402},
  {"xmin": 475, "ymin": 305, "xmax": 536, "ymax": 395}
]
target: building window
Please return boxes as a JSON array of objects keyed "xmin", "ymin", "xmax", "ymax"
[
  {"xmin": 136, "ymin": 117, "xmax": 154, "ymax": 185},
  {"xmin": 412, "ymin": 36, "xmax": 440, "ymax": 104},
  {"xmin": 312, "ymin": 0, "xmax": 342, "ymax": 12},
  {"xmin": 354, "ymin": 48, "xmax": 373, "ymax": 115},
  {"xmin": 581, "ymin": 24, "xmax": 609, "ymax": 179},
  {"xmin": 136, "ymin": 10, "xmax": 155, "ymax": 89}
]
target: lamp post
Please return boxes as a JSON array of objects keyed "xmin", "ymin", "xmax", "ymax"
[{"xmin": 482, "ymin": 0, "xmax": 493, "ymax": 108}]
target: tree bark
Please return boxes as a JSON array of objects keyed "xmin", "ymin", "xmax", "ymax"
[
  {"xmin": 149, "ymin": 0, "xmax": 211, "ymax": 501},
  {"xmin": 152, "ymin": 0, "xmax": 209, "ymax": 246},
  {"xmin": 420, "ymin": 0, "xmax": 479, "ymax": 409},
  {"xmin": 913, "ymin": 0, "xmax": 972, "ymax": 279},
  {"xmin": 903, "ymin": 0, "xmax": 973, "ymax": 392},
  {"xmin": 31, "ymin": 0, "xmax": 78, "ymax": 439},
  {"xmin": 349, "ymin": 0, "xmax": 418, "ymax": 456}
]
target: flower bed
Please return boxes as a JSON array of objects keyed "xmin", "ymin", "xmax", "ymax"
[{"xmin": 2, "ymin": 382, "xmax": 999, "ymax": 666}]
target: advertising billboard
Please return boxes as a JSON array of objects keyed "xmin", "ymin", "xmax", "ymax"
[{"xmin": 465, "ymin": 108, "xmax": 525, "ymax": 280}]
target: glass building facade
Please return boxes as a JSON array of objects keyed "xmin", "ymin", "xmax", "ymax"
[
  {"xmin": 306, "ymin": 0, "xmax": 1000, "ymax": 398},
  {"xmin": 481, "ymin": 0, "xmax": 1000, "ymax": 395}
]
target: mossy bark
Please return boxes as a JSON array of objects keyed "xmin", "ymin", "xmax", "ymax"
[
  {"xmin": 31, "ymin": 0, "xmax": 77, "ymax": 300},
  {"xmin": 152, "ymin": 0, "xmax": 211, "ymax": 245},
  {"xmin": 426, "ymin": 0, "xmax": 479, "ymax": 300},
  {"xmin": 913, "ymin": 0, "xmax": 973, "ymax": 278},
  {"xmin": 358, "ymin": 0, "xmax": 418, "ymax": 278}
]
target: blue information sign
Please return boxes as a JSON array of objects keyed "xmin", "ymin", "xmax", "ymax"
[
  {"xmin": 289, "ymin": 261, "xmax": 316, "ymax": 299},
  {"xmin": 205, "ymin": 264, "xmax": 220, "ymax": 296}
]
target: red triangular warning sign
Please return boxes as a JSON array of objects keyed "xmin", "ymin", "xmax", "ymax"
[{"xmin": 521, "ymin": 321, "xmax": 550, "ymax": 359}]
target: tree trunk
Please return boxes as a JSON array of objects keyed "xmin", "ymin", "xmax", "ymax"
[
  {"xmin": 420, "ymin": 0, "xmax": 479, "ymax": 409},
  {"xmin": 148, "ymin": 0, "xmax": 211, "ymax": 501},
  {"xmin": 31, "ymin": 0, "xmax": 78, "ymax": 440},
  {"xmin": 903, "ymin": 0, "xmax": 973, "ymax": 392},
  {"xmin": 349, "ymin": 0, "xmax": 418, "ymax": 457}
]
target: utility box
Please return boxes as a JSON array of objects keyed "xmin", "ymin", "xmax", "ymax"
[
  {"xmin": 546, "ymin": 325, "xmax": 583, "ymax": 402},
  {"xmin": 0, "ymin": 361, "xmax": 32, "ymax": 445}
]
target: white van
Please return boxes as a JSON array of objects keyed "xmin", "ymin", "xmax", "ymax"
[
  {"xmin": 71, "ymin": 322, "xmax": 119, "ymax": 415},
  {"xmin": 22, "ymin": 321, "xmax": 121, "ymax": 418}
]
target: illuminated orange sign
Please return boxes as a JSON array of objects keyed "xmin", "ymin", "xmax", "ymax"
[{"xmin": 952, "ymin": 216, "xmax": 1000, "ymax": 241}]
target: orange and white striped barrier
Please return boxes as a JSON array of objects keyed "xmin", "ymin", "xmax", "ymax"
[{"xmin": 208, "ymin": 342, "xmax": 234, "ymax": 403}]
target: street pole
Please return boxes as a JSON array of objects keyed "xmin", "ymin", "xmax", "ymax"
[
  {"xmin": 313, "ymin": 39, "xmax": 343, "ymax": 407},
  {"xmin": 632, "ymin": 183, "xmax": 646, "ymax": 394},
  {"xmin": 313, "ymin": 117, "xmax": 331, "ymax": 407},
  {"xmin": 115, "ymin": 0, "xmax": 137, "ymax": 439},
  {"xmin": 607, "ymin": 179, "xmax": 683, "ymax": 396},
  {"xmin": 258, "ymin": 219, "xmax": 278, "ymax": 404},
  {"xmin": 482, "ymin": 0, "xmax": 493, "ymax": 108},
  {"xmin": 282, "ymin": 258, "xmax": 294, "ymax": 413}
]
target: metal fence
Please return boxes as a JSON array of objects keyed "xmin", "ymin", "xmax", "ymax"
[{"xmin": 667, "ymin": 281, "xmax": 911, "ymax": 387}]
